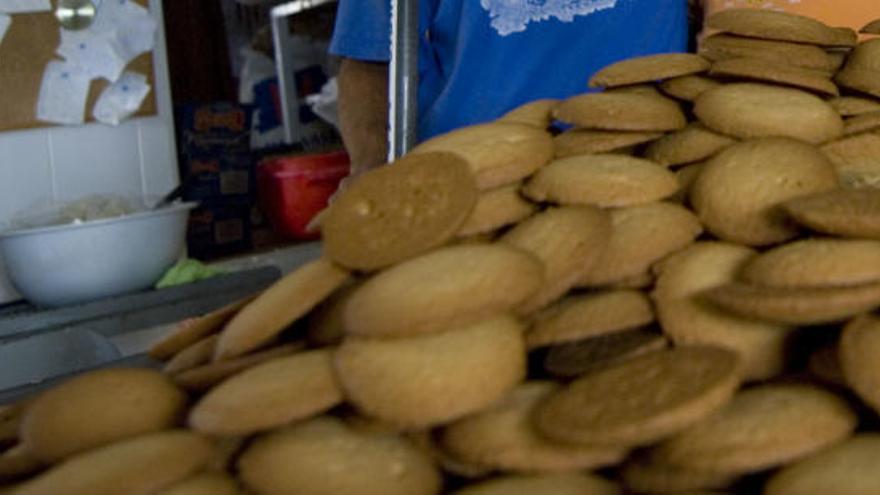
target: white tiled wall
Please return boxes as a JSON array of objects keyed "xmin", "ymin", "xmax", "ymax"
[{"xmin": 0, "ymin": 0, "xmax": 177, "ymax": 304}]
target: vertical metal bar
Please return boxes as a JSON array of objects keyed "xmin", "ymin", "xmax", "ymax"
[
  {"xmin": 388, "ymin": 0, "xmax": 419, "ymax": 161},
  {"xmin": 270, "ymin": 9, "xmax": 300, "ymax": 145}
]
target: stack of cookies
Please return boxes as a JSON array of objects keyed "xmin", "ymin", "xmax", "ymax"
[{"xmin": 6, "ymin": 8, "xmax": 880, "ymax": 495}]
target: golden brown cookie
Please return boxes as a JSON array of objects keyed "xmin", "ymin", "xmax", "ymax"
[
  {"xmin": 148, "ymin": 296, "xmax": 254, "ymax": 360},
  {"xmin": 13, "ymin": 431, "xmax": 212, "ymax": 495},
  {"xmin": 497, "ymin": 99, "xmax": 560, "ymax": 128},
  {"xmin": 651, "ymin": 384, "xmax": 857, "ymax": 474},
  {"xmin": 706, "ymin": 8, "xmax": 857, "ymax": 47},
  {"xmin": 534, "ymin": 346, "xmax": 742, "ymax": 448},
  {"xmin": 163, "ymin": 335, "xmax": 218, "ymax": 375},
  {"xmin": 409, "ymin": 431, "xmax": 492, "ymax": 480},
  {"xmin": 644, "ymin": 123, "xmax": 736, "ymax": 167},
  {"xmin": 458, "ymin": 183, "xmax": 538, "ymax": 237},
  {"xmin": 578, "ymin": 202, "xmax": 703, "ymax": 287},
  {"xmin": 703, "ymin": 281, "xmax": 880, "ymax": 325},
  {"xmin": 543, "ymin": 329, "xmax": 668, "ymax": 379},
  {"xmin": 452, "ymin": 473, "xmax": 620, "ymax": 495},
  {"xmin": 439, "ymin": 382, "xmax": 626, "ymax": 472},
  {"xmin": 552, "ymin": 129, "xmax": 662, "ymax": 158},
  {"xmin": 501, "ymin": 206, "xmax": 612, "ymax": 312},
  {"xmin": 821, "ymin": 132, "xmax": 880, "ymax": 188},
  {"xmin": 765, "ymin": 434, "xmax": 880, "ymax": 495},
  {"xmin": 839, "ymin": 315, "xmax": 880, "ymax": 414},
  {"xmin": 343, "ymin": 243, "xmax": 543, "ymax": 338},
  {"xmin": 237, "ymin": 417, "xmax": 441, "ymax": 495},
  {"xmin": 335, "ymin": 315, "xmax": 525, "ymax": 428},
  {"xmin": 621, "ymin": 454, "xmax": 737, "ymax": 494},
  {"xmin": 694, "ymin": 83, "xmax": 843, "ymax": 144},
  {"xmin": 154, "ymin": 472, "xmax": 240, "ymax": 495},
  {"xmin": 189, "ymin": 350, "xmax": 343, "ymax": 436},
  {"xmin": 835, "ymin": 40, "xmax": 880, "ymax": 98},
  {"xmin": 172, "ymin": 343, "xmax": 304, "ymax": 392},
  {"xmin": 700, "ymin": 33, "xmax": 839, "ymax": 72},
  {"xmin": 660, "ymin": 75, "xmax": 723, "ymax": 102},
  {"xmin": 862, "ymin": 19, "xmax": 880, "ymax": 34},
  {"xmin": 783, "ymin": 188, "xmax": 880, "ymax": 239},
  {"xmin": 589, "ymin": 53, "xmax": 710, "ymax": 88},
  {"xmin": 740, "ymin": 238, "xmax": 880, "ymax": 289},
  {"xmin": 554, "ymin": 92, "xmax": 687, "ymax": 131},
  {"xmin": 214, "ymin": 258, "xmax": 350, "ymax": 360},
  {"xmin": 829, "ymin": 96, "xmax": 880, "ymax": 117},
  {"xmin": 411, "ymin": 123, "xmax": 554, "ymax": 190},
  {"xmin": 522, "ymin": 154, "xmax": 679, "ymax": 207},
  {"xmin": 652, "ymin": 242, "xmax": 794, "ymax": 381},
  {"xmin": 321, "ymin": 152, "xmax": 478, "ymax": 271},
  {"xmin": 526, "ymin": 290, "xmax": 654, "ymax": 349},
  {"xmin": 709, "ymin": 57, "xmax": 839, "ymax": 97},
  {"xmin": 19, "ymin": 368, "xmax": 186, "ymax": 463},
  {"xmin": 690, "ymin": 137, "xmax": 839, "ymax": 246},
  {"xmin": 844, "ymin": 111, "xmax": 880, "ymax": 136}
]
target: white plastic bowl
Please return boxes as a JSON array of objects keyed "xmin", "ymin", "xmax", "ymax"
[{"xmin": 0, "ymin": 203, "xmax": 196, "ymax": 307}]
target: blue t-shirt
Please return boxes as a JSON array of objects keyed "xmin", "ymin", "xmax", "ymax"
[{"xmin": 330, "ymin": 0, "xmax": 689, "ymax": 141}]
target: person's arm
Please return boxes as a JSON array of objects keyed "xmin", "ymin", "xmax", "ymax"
[{"xmin": 337, "ymin": 58, "xmax": 390, "ymax": 176}]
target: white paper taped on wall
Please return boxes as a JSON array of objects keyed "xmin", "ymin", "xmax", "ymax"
[
  {"xmin": 0, "ymin": 14, "xmax": 10, "ymax": 47},
  {"xmin": 93, "ymin": 71, "xmax": 150, "ymax": 125},
  {"xmin": 58, "ymin": 30, "xmax": 128, "ymax": 81},
  {"xmin": 94, "ymin": 0, "xmax": 156, "ymax": 60},
  {"xmin": 37, "ymin": 61, "xmax": 92, "ymax": 125},
  {"xmin": 0, "ymin": 0, "xmax": 50, "ymax": 14}
]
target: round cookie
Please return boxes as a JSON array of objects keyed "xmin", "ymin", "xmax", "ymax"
[
  {"xmin": 344, "ymin": 243, "xmax": 543, "ymax": 338},
  {"xmin": 589, "ymin": 53, "xmax": 710, "ymax": 88},
  {"xmin": 821, "ymin": 132, "xmax": 880, "ymax": 188},
  {"xmin": 19, "ymin": 368, "xmax": 186, "ymax": 463},
  {"xmin": 154, "ymin": 472, "xmax": 240, "ymax": 495},
  {"xmin": 862, "ymin": 19, "xmax": 880, "ymax": 34},
  {"xmin": 844, "ymin": 111, "xmax": 880, "ymax": 136},
  {"xmin": 578, "ymin": 202, "xmax": 703, "ymax": 287},
  {"xmin": 835, "ymin": 40, "xmax": 880, "ymax": 98},
  {"xmin": 765, "ymin": 434, "xmax": 880, "ymax": 495},
  {"xmin": 501, "ymin": 206, "xmax": 612, "ymax": 312},
  {"xmin": 621, "ymin": 454, "xmax": 737, "ymax": 494},
  {"xmin": 651, "ymin": 383, "xmax": 857, "ymax": 474},
  {"xmin": 452, "ymin": 473, "xmax": 620, "ymax": 495},
  {"xmin": 497, "ymin": 99, "xmax": 559, "ymax": 128},
  {"xmin": 321, "ymin": 152, "xmax": 478, "ymax": 271},
  {"xmin": 829, "ymin": 96, "xmax": 880, "ymax": 117},
  {"xmin": 694, "ymin": 83, "xmax": 843, "ymax": 145},
  {"xmin": 163, "ymin": 334, "xmax": 218, "ymax": 375},
  {"xmin": 740, "ymin": 238, "xmax": 880, "ymax": 289},
  {"xmin": 783, "ymin": 188, "xmax": 880, "ymax": 239},
  {"xmin": 410, "ymin": 122, "xmax": 554, "ymax": 190},
  {"xmin": 702, "ymin": 281, "xmax": 880, "ymax": 326},
  {"xmin": 644, "ymin": 123, "xmax": 736, "ymax": 167},
  {"xmin": 335, "ymin": 315, "xmax": 525, "ymax": 428},
  {"xmin": 439, "ymin": 382, "xmax": 626, "ymax": 472},
  {"xmin": 13, "ymin": 431, "xmax": 212, "ymax": 495},
  {"xmin": 553, "ymin": 129, "xmax": 662, "ymax": 158},
  {"xmin": 237, "ymin": 417, "xmax": 441, "ymax": 495},
  {"xmin": 172, "ymin": 343, "xmax": 304, "ymax": 392},
  {"xmin": 652, "ymin": 242, "xmax": 794, "ymax": 381},
  {"xmin": 839, "ymin": 315, "xmax": 880, "ymax": 414},
  {"xmin": 690, "ymin": 137, "xmax": 839, "ymax": 246},
  {"xmin": 534, "ymin": 346, "xmax": 742, "ymax": 448},
  {"xmin": 660, "ymin": 75, "xmax": 722, "ymax": 102},
  {"xmin": 458, "ymin": 183, "xmax": 537, "ymax": 237},
  {"xmin": 522, "ymin": 154, "xmax": 679, "ymax": 208},
  {"xmin": 148, "ymin": 296, "xmax": 254, "ymax": 360},
  {"xmin": 700, "ymin": 33, "xmax": 839, "ymax": 72},
  {"xmin": 542, "ymin": 329, "xmax": 667, "ymax": 379},
  {"xmin": 553, "ymin": 92, "xmax": 687, "ymax": 132},
  {"xmin": 189, "ymin": 349, "xmax": 343, "ymax": 436},
  {"xmin": 709, "ymin": 57, "xmax": 839, "ymax": 97},
  {"xmin": 706, "ymin": 8, "xmax": 857, "ymax": 47},
  {"xmin": 526, "ymin": 290, "xmax": 654, "ymax": 349},
  {"xmin": 214, "ymin": 258, "xmax": 350, "ymax": 360}
]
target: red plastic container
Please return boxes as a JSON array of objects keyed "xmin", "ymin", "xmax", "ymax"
[{"xmin": 257, "ymin": 150, "xmax": 350, "ymax": 240}]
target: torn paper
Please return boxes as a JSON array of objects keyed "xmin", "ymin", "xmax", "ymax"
[
  {"xmin": 0, "ymin": 14, "xmax": 9, "ymax": 47},
  {"xmin": 58, "ymin": 29, "xmax": 127, "ymax": 81},
  {"xmin": 37, "ymin": 61, "xmax": 92, "ymax": 125},
  {"xmin": 93, "ymin": 71, "xmax": 150, "ymax": 125},
  {"xmin": 0, "ymin": 0, "xmax": 50, "ymax": 14}
]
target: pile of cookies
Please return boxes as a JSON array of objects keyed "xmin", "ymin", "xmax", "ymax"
[{"xmin": 6, "ymin": 8, "xmax": 880, "ymax": 495}]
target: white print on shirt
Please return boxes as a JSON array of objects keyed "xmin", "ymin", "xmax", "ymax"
[{"xmin": 481, "ymin": 0, "xmax": 618, "ymax": 36}]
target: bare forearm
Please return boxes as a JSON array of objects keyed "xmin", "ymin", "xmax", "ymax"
[{"xmin": 337, "ymin": 58, "xmax": 389, "ymax": 174}]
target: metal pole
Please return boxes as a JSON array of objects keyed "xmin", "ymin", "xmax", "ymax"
[{"xmin": 388, "ymin": 0, "xmax": 419, "ymax": 161}]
